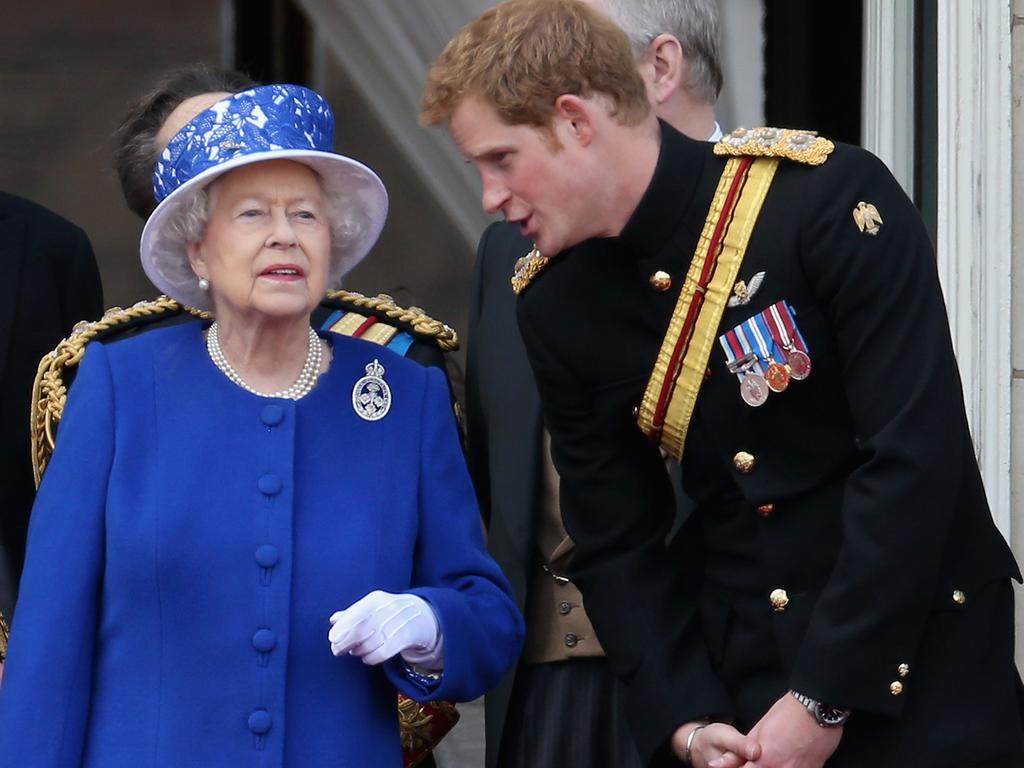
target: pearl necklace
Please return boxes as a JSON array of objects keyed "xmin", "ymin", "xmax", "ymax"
[{"xmin": 206, "ymin": 321, "xmax": 323, "ymax": 400}]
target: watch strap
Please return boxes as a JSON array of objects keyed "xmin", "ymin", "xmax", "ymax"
[{"xmin": 788, "ymin": 689, "xmax": 850, "ymax": 727}]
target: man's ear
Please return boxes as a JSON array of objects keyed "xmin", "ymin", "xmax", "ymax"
[
  {"xmin": 553, "ymin": 94, "xmax": 597, "ymax": 146},
  {"xmin": 645, "ymin": 33, "xmax": 687, "ymax": 105}
]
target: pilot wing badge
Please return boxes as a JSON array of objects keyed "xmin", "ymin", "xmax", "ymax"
[{"xmin": 729, "ymin": 271, "xmax": 766, "ymax": 308}]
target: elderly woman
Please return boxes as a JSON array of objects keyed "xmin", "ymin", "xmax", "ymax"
[{"xmin": 0, "ymin": 84, "xmax": 523, "ymax": 766}]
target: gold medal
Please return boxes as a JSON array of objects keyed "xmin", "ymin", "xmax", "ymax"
[{"xmin": 765, "ymin": 361, "xmax": 790, "ymax": 392}]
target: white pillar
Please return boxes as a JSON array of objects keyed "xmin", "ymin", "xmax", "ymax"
[
  {"xmin": 936, "ymin": 1, "xmax": 1015, "ymax": 539},
  {"xmin": 861, "ymin": 0, "xmax": 915, "ymax": 195},
  {"xmin": 1011, "ymin": 0, "xmax": 1024, "ymax": 664}
]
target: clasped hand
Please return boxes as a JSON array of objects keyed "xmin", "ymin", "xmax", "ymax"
[
  {"xmin": 673, "ymin": 722, "xmax": 760, "ymax": 768},
  {"xmin": 675, "ymin": 694, "xmax": 842, "ymax": 768},
  {"xmin": 328, "ymin": 590, "xmax": 443, "ymax": 668}
]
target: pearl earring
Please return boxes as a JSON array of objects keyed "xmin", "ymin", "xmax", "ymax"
[{"xmin": 198, "ymin": 277, "xmax": 210, "ymax": 291}]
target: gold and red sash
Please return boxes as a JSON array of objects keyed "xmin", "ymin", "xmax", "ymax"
[{"xmin": 636, "ymin": 156, "xmax": 779, "ymax": 459}]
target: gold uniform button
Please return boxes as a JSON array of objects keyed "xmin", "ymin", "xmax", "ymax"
[
  {"xmin": 769, "ymin": 588, "xmax": 789, "ymax": 612},
  {"xmin": 733, "ymin": 451, "xmax": 756, "ymax": 473},
  {"xmin": 890, "ymin": 681, "xmax": 904, "ymax": 696},
  {"xmin": 756, "ymin": 503, "xmax": 775, "ymax": 517},
  {"xmin": 898, "ymin": 663, "xmax": 910, "ymax": 678},
  {"xmin": 649, "ymin": 270, "xmax": 672, "ymax": 292},
  {"xmin": 952, "ymin": 589, "xmax": 967, "ymax": 606}
]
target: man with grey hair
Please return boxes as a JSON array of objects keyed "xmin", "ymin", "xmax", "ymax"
[
  {"xmin": 583, "ymin": 0, "xmax": 722, "ymax": 142},
  {"xmin": 463, "ymin": 2, "xmax": 724, "ymax": 766}
]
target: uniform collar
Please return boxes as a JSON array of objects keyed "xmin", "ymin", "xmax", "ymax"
[{"xmin": 617, "ymin": 120, "xmax": 709, "ymax": 259}]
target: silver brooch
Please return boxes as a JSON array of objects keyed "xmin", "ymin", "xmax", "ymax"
[{"xmin": 352, "ymin": 359, "xmax": 392, "ymax": 421}]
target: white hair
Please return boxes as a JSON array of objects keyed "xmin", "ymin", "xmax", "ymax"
[
  {"xmin": 589, "ymin": 0, "xmax": 723, "ymax": 104},
  {"xmin": 151, "ymin": 164, "xmax": 367, "ymax": 309}
]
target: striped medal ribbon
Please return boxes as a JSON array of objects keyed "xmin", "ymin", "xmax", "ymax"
[
  {"xmin": 747, "ymin": 313, "xmax": 791, "ymax": 393},
  {"xmin": 764, "ymin": 301, "xmax": 812, "ymax": 380},
  {"xmin": 720, "ymin": 326, "xmax": 769, "ymax": 407}
]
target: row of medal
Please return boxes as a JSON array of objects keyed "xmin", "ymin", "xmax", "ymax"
[{"xmin": 719, "ymin": 300, "xmax": 812, "ymax": 407}]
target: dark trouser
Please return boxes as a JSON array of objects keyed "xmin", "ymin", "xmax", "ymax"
[{"xmin": 498, "ymin": 658, "xmax": 643, "ymax": 768}]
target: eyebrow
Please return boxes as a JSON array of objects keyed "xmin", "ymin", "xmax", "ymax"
[
  {"xmin": 230, "ymin": 194, "xmax": 322, "ymax": 206},
  {"xmin": 467, "ymin": 146, "xmax": 515, "ymax": 162}
]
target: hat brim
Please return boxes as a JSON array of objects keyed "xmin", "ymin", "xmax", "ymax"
[{"xmin": 140, "ymin": 148, "xmax": 388, "ymax": 312}]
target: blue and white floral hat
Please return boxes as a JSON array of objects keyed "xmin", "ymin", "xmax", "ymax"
[{"xmin": 140, "ymin": 84, "xmax": 388, "ymax": 310}]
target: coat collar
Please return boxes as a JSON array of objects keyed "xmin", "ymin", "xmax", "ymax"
[{"xmin": 616, "ymin": 119, "xmax": 709, "ymax": 261}]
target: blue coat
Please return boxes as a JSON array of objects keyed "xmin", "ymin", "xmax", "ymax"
[{"xmin": 0, "ymin": 323, "xmax": 523, "ymax": 767}]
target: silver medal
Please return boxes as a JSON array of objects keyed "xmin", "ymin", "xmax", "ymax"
[
  {"xmin": 352, "ymin": 359, "xmax": 392, "ymax": 421},
  {"xmin": 740, "ymin": 373, "xmax": 770, "ymax": 407}
]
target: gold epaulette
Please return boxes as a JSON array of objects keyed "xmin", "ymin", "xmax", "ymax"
[
  {"xmin": 30, "ymin": 296, "xmax": 207, "ymax": 486},
  {"xmin": 511, "ymin": 248, "xmax": 551, "ymax": 295},
  {"xmin": 323, "ymin": 290, "xmax": 459, "ymax": 352},
  {"xmin": 714, "ymin": 127, "xmax": 834, "ymax": 166}
]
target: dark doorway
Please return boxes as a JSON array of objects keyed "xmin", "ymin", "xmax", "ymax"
[
  {"xmin": 233, "ymin": 0, "xmax": 312, "ymax": 85},
  {"xmin": 914, "ymin": 0, "xmax": 937, "ymax": 239},
  {"xmin": 763, "ymin": 2, "xmax": 863, "ymax": 146}
]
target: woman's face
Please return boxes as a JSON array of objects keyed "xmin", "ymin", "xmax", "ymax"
[{"xmin": 187, "ymin": 159, "xmax": 332, "ymax": 324}]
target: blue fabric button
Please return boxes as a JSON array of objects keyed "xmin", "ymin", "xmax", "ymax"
[
  {"xmin": 260, "ymin": 404, "xmax": 284, "ymax": 427},
  {"xmin": 255, "ymin": 545, "xmax": 279, "ymax": 568},
  {"xmin": 252, "ymin": 629, "xmax": 277, "ymax": 652},
  {"xmin": 258, "ymin": 474, "xmax": 282, "ymax": 495},
  {"xmin": 248, "ymin": 709, "xmax": 272, "ymax": 735}
]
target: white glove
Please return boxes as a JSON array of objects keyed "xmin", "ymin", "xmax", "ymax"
[{"xmin": 328, "ymin": 591, "xmax": 443, "ymax": 669}]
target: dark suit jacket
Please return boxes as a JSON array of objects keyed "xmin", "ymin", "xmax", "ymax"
[
  {"xmin": 0, "ymin": 191, "xmax": 103, "ymax": 606},
  {"xmin": 465, "ymin": 222, "xmax": 541, "ymax": 768},
  {"xmin": 516, "ymin": 123, "xmax": 1023, "ymax": 766},
  {"xmin": 470, "ymin": 223, "xmax": 691, "ymax": 768}
]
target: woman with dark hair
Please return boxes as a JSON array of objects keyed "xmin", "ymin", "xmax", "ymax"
[{"xmin": 113, "ymin": 64, "xmax": 258, "ymax": 220}]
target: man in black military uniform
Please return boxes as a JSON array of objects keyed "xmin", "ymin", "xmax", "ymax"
[
  {"xmin": 423, "ymin": 1, "xmax": 1024, "ymax": 766},
  {"xmin": 466, "ymin": 1, "xmax": 724, "ymax": 765}
]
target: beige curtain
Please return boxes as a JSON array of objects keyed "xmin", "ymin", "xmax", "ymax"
[{"xmin": 295, "ymin": 0, "xmax": 495, "ymax": 250}]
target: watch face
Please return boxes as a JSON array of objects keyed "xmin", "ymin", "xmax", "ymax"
[{"xmin": 815, "ymin": 703, "xmax": 851, "ymax": 727}]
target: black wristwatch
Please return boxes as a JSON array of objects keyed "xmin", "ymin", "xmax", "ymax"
[{"xmin": 789, "ymin": 690, "xmax": 850, "ymax": 727}]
